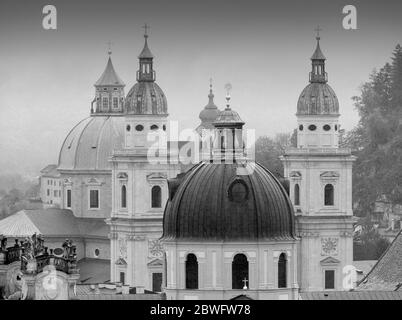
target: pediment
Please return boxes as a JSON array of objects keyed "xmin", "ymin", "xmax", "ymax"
[
  {"xmin": 320, "ymin": 256, "xmax": 340, "ymax": 265},
  {"xmin": 115, "ymin": 258, "xmax": 127, "ymax": 265},
  {"xmin": 147, "ymin": 172, "xmax": 167, "ymax": 181},
  {"xmin": 320, "ymin": 171, "xmax": 340, "ymax": 178},
  {"xmin": 147, "ymin": 258, "xmax": 163, "ymax": 267}
]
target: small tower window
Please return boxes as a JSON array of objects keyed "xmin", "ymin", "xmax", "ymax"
[
  {"xmin": 126, "ymin": 125, "xmax": 131, "ymax": 132},
  {"xmin": 113, "ymin": 97, "xmax": 119, "ymax": 109},
  {"xmin": 89, "ymin": 189, "xmax": 99, "ymax": 209},
  {"xmin": 324, "ymin": 184, "xmax": 334, "ymax": 206},
  {"xmin": 325, "ymin": 270, "xmax": 335, "ymax": 289},
  {"xmin": 294, "ymin": 184, "xmax": 300, "ymax": 206},
  {"xmin": 121, "ymin": 185, "xmax": 127, "ymax": 209},
  {"xmin": 278, "ymin": 253, "xmax": 287, "ymax": 288},
  {"xmin": 135, "ymin": 124, "xmax": 144, "ymax": 131},
  {"xmin": 151, "ymin": 186, "xmax": 162, "ymax": 208},
  {"xmin": 185, "ymin": 253, "xmax": 198, "ymax": 289},
  {"xmin": 308, "ymin": 124, "xmax": 317, "ymax": 131},
  {"xmin": 232, "ymin": 254, "xmax": 249, "ymax": 289},
  {"xmin": 299, "ymin": 125, "xmax": 304, "ymax": 131},
  {"xmin": 102, "ymin": 97, "xmax": 109, "ymax": 110}
]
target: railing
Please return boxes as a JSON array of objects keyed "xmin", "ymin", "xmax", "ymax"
[
  {"xmin": 20, "ymin": 254, "xmax": 75, "ymax": 274},
  {"xmin": 5, "ymin": 247, "xmax": 21, "ymax": 264}
]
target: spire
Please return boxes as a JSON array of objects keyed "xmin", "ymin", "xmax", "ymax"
[
  {"xmin": 95, "ymin": 51, "xmax": 125, "ymax": 87},
  {"xmin": 309, "ymin": 26, "xmax": 328, "ymax": 83},
  {"xmin": 138, "ymin": 24, "xmax": 154, "ymax": 59},
  {"xmin": 207, "ymin": 78, "xmax": 217, "ymax": 108},
  {"xmin": 137, "ymin": 24, "xmax": 155, "ymax": 82}
]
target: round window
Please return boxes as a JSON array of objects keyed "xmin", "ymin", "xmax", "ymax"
[
  {"xmin": 299, "ymin": 125, "xmax": 304, "ymax": 131},
  {"xmin": 150, "ymin": 125, "xmax": 159, "ymax": 130},
  {"xmin": 126, "ymin": 125, "xmax": 131, "ymax": 132},
  {"xmin": 323, "ymin": 124, "xmax": 331, "ymax": 131},
  {"xmin": 135, "ymin": 125, "xmax": 144, "ymax": 131},
  {"xmin": 308, "ymin": 124, "xmax": 317, "ymax": 131}
]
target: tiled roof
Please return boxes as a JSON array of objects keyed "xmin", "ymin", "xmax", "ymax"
[
  {"xmin": 358, "ymin": 229, "xmax": 402, "ymax": 291},
  {"xmin": 78, "ymin": 259, "xmax": 110, "ymax": 284},
  {"xmin": 300, "ymin": 291, "xmax": 402, "ymax": 300},
  {"xmin": 95, "ymin": 57, "xmax": 125, "ymax": 87},
  {"xmin": 0, "ymin": 209, "xmax": 108, "ymax": 239}
]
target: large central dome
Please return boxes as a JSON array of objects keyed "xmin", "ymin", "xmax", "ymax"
[{"xmin": 162, "ymin": 161, "xmax": 296, "ymax": 241}]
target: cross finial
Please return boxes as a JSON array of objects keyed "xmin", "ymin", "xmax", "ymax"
[
  {"xmin": 242, "ymin": 278, "xmax": 248, "ymax": 290},
  {"xmin": 142, "ymin": 23, "xmax": 150, "ymax": 38},
  {"xmin": 209, "ymin": 78, "xmax": 213, "ymax": 90},
  {"xmin": 107, "ymin": 41, "xmax": 113, "ymax": 56},
  {"xmin": 315, "ymin": 25, "xmax": 322, "ymax": 40},
  {"xmin": 224, "ymin": 83, "xmax": 232, "ymax": 109}
]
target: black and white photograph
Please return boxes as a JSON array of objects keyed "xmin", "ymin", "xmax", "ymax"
[{"xmin": 0, "ymin": 0, "xmax": 402, "ymax": 306}]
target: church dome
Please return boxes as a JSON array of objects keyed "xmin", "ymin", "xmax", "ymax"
[
  {"xmin": 58, "ymin": 116, "xmax": 125, "ymax": 171},
  {"xmin": 125, "ymin": 82, "xmax": 168, "ymax": 115},
  {"xmin": 162, "ymin": 161, "xmax": 296, "ymax": 241},
  {"xmin": 297, "ymin": 82, "xmax": 339, "ymax": 115}
]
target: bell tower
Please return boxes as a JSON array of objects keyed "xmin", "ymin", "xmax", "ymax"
[{"xmin": 281, "ymin": 29, "xmax": 356, "ymax": 292}]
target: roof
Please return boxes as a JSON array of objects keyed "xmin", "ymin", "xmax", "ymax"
[
  {"xmin": 95, "ymin": 57, "xmax": 125, "ymax": 87},
  {"xmin": 162, "ymin": 161, "xmax": 296, "ymax": 241},
  {"xmin": 311, "ymin": 39, "xmax": 326, "ymax": 60},
  {"xmin": 300, "ymin": 291, "xmax": 402, "ymax": 300},
  {"xmin": 358, "ymin": 229, "xmax": 402, "ymax": 291},
  {"xmin": 213, "ymin": 107, "xmax": 244, "ymax": 127},
  {"xmin": 78, "ymin": 258, "xmax": 110, "ymax": 284},
  {"xmin": 77, "ymin": 293, "xmax": 163, "ymax": 300},
  {"xmin": 58, "ymin": 116, "xmax": 125, "ymax": 171},
  {"xmin": 297, "ymin": 82, "xmax": 339, "ymax": 116},
  {"xmin": 138, "ymin": 37, "xmax": 154, "ymax": 59},
  {"xmin": 0, "ymin": 209, "xmax": 108, "ymax": 239},
  {"xmin": 40, "ymin": 164, "xmax": 60, "ymax": 178},
  {"xmin": 125, "ymin": 82, "xmax": 167, "ymax": 115}
]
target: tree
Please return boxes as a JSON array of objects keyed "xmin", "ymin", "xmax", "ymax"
[
  {"xmin": 344, "ymin": 44, "xmax": 402, "ymax": 217},
  {"xmin": 255, "ymin": 132, "xmax": 292, "ymax": 178},
  {"xmin": 353, "ymin": 217, "xmax": 390, "ymax": 260}
]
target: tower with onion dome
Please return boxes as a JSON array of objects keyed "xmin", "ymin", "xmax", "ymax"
[
  {"xmin": 281, "ymin": 29, "xmax": 356, "ymax": 292},
  {"xmin": 107, "ymin": 26, "xmax": 181, "ymax": 292}
]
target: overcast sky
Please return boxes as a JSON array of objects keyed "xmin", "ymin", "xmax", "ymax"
[{"xmin": 0, "ymin": 0, "xmax": 401, "ymax": 176}]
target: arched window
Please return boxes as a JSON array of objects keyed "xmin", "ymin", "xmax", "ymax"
[
  {"xmin": 294, "ymin": 184, "xmax": 300, "ymax": 206},
  {"xmin": 232, "ymin": 254, "xmax": 249, "ymax": 289},
  {"xmin": 185, "ymin": 254, "xmax": 198, "ymax": 289},
  {"xmin": 121, "ymin": 185, "xmax": 127, "ymax": 208},
  {"xmin": 278, "ymin": 253, "xmax": 287, "ymax": 288},
  {"xmin": 324, "ymin": 184, "xmax": 334, "ymax": 206},
  {"xmin": 151, "ymin": 186, "xmax": 162, "ymax": 208}
]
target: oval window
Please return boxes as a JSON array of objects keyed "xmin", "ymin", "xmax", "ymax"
[
  {"xmin": 323, "ymin": 124, "xmax": 331, "ymax": 131},
  {"xmin": 135, "ymin": 125, "xmax": 144, "ymax": 131},
  {"xmin": 228, "ymin": 180, "xmax": 248, "ymax": 203},
  {"xmin": 308, "ymin": 124, "xmax": 317, "ymax": 131},
  {"xmin": 126, "ymin": 125, "xmax": 131, "ymax": 132},
  {"xmin": 150, "ymin": 125, "xmax": 159, "ymax": 130},
  {"xmin": 335, "ymin": 125, "xmax": 338, "ymax": 131},
  {"xmin": 299, "ymin": 125, "xmax": 304, "ymax": 131},
  {"xmin": 94, "ymin": 248, "xmax": 100, "ymax": 258},
  {"xmin": 163, "ymin": 125, "xmax": 167, "ymax": 131}
]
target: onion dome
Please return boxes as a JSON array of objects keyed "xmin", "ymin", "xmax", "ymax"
[
  {"xmin": 196, "ymin": 81, "xmax": 220, "ymax": 133},
  {"xmin": 125, "ymin": 25, "xmax": 168, "ymax": 115},
  {"xmin": 162, "ymin": 161, "xmax": 296, "ymax": 241},
  {"xmin": 297, "ymin": 29, "xmax": 339, "ymax": 116},
  {"xmin": 58, "ymin": 116, "xmax": 125, "ymax": 171}
]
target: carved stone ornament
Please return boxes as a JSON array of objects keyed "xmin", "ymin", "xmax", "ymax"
[
  {"xmin": 321, "ymin": 237, "xmax": 338, "ymax": 256},
  {"xmin": 149, "ymin": 239, "xmax": 164, "ymax": 258},
  {"xmin": 119, "ymin": 238, "xmax": 127, "ymax": 259}
]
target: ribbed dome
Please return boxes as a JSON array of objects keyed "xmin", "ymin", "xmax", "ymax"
[
  {"xmin": 58, "ymin": 116, "xmax": 125, "ymax": 171},
  {"xmin": 214, "ymin": 107, "xmax": 245, "ymax": 126},
  {"xmin": 162, "ymin": 161, "xmax": 296, "ymax": 241},
  {"xmin": 125, "ymin": 82, "xmax": 168, "ymax": 115},
  {"xmin": 297, "ymin": 82, "xmax": 339, "ymax": 116}
]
